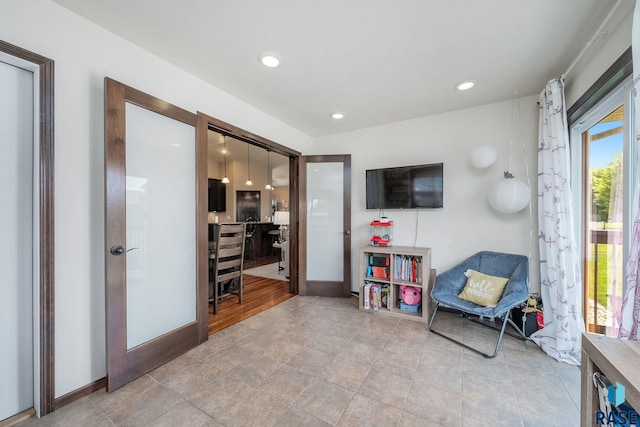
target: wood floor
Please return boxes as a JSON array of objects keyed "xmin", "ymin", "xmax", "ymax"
[{"xmin": 207, "ymin": 274, "xmax": 294, "ymax": 335}]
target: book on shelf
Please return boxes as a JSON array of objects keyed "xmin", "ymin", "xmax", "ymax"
[
  {"xmin": 394, "ymin": 255, "xmax": 422, "ymax": 283},
  {"xmin": 381, "ymin": 284, "xmax": 390, "ymax": 309},
  {"xmin": 363, "ymin": 281, "xmax": 390, "ymax": 311},
  {"xmin": 363, "ymin": 282, "xmax": 371, "ymax": 309},
  {"xmin": 372, "ymin": 284, "xmax": 381, "ymax": 309}
]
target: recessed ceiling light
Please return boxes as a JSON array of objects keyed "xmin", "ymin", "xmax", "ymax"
[
  {"xmin": 258, "ymin": 52, "xmax": 280, "ymax": 68},
  {"xmin": 330, "ymin": 112, "xmax": 344, "ymax": 119},
  {"xmin": 455, "ymin": 80, "xmax": 476, "ymax": 91}
]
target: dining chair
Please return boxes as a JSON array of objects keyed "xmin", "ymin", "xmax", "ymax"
[{"xmin": 210, "ymin": 223, "xmax": 246, "ymax": 314}]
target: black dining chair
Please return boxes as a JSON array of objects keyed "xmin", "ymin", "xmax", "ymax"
[{"xmin": 243, "ymin": 217, "xmax": 258, "ymax": 263}]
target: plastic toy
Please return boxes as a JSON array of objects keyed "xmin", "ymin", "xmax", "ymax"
[
  {"xmin": 370, "ymin": 220, "xmax": 393, "ymax": 246},
  {"xmin": 400, "ymin": 285, "xmax": 421, "ymax": 306}
]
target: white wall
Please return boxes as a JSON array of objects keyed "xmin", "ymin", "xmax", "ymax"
[
  {"xmin": 0, "ymin": 0, "xmax": 312, "ymax": 398},
  {"xmin": 311, "ymin": 96, "xmax": 541, "ymax": 293},
  {"xmin": 565, "ymin": 0, "xmax": 633, "ymax": 108}
]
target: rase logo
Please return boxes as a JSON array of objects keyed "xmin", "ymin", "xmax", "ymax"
[{"xmin": 595, "ymin": 381, "xmax": 638, "ymax": 426}]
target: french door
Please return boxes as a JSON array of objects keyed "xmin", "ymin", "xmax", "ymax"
[
  {"xmin": 299, "ymin": 155, "xmax": 351, "ymax": 297},
  {"xmin": 104, "ymin": 78, "xmax": 208, "ymax": 391}
]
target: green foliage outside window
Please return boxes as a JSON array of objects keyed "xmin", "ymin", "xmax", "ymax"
[{"xmin": 591, "ymin": 153, "xmax": 622, "ymax": 223}]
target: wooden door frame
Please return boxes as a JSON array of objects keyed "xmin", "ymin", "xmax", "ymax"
[
  {"xmin": 298, "ymin": 155, "xmax": 352, "ymax": 297},
  {"xmin": 104, "ymin": 78, "xmax": 207, "ymax": 391},
  {"xmin": 0, "ymin": 40, "xmax": 55, "ymax": 416},
  {"xmin": 196, "ymin": 112, "xmax": 301, "ymax": 294}
]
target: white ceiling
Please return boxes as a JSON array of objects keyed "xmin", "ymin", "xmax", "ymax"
[{"xmin": 54, "ymin": 0, "xmax": 618, "ymax": 137}]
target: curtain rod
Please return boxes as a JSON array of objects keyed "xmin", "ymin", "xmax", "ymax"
[{"xmin": 561, "ymin": 0, "xmax": 623, "ymax": 81}]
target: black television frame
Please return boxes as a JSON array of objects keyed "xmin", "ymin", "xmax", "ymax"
[{"xmin": 365, "ymin": 162, "xmax": 443, "ymax": 210}]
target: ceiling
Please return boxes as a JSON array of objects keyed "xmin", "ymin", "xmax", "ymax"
[{"xmin": 54, "ymin": 0, "xmax": 618, "ymax": 138}]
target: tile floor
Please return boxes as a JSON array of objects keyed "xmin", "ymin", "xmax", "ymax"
[{"xmin": 20, "ymin": 296, "xmax": 581, "ymax": 426}]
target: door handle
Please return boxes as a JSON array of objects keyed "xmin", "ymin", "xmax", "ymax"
[
  {"xmin": 344, "ymin": 230, "xmax": 351, "ymax": 236},
  {"xmin": 110, "ymin": 245, "xmax": 138, "ymax": 256}
]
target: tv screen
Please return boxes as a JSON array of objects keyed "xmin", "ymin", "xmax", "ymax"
[{"xmin": 366, "ymin": 163, "xmax": 443, "ymax": 209}]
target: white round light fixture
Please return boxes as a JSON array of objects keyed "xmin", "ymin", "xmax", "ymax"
[
  {"xmin": 258, "ymin": 52, "xmax": 280, "ymax": 68},
  {"xmin": 455, "ymin": 80, "xmax": 476, "ymax": 91},
  {"xmin": 330, "ymin": 112, "xmax": 344, "ymax": 119},
  {"xmin": 488, "ymin": 172, "xmax": 531, "ymax": 213},
  {"xmin": 470, "ymin": 145, "xmax": 497, "ymax": 168}
]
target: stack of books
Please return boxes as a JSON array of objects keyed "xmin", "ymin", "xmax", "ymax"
[{"xmin": 362, "ymin": 282, "xmax": 390, "ymax": 310}]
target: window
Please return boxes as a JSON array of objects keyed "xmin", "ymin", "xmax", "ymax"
[{"xmin": 570, "ymin": 76, "xmax": 635, "ymax": 336}]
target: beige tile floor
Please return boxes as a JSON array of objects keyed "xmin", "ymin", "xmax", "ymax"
[{"xmin": 20, "ymin": 296, "xmax": 580, "ymax": 427}]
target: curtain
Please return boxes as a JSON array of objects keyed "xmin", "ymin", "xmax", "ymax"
[
  {"xmin": 619, "ymin": 0, "xmax": 640, "ymax": 340},
  {"xmin": 607, "ymin": 156, "xmax": 623, "ymax": 337},
  {"xmin": 531, "ymin": 78, "xmax": 585, "ymax": 365}
]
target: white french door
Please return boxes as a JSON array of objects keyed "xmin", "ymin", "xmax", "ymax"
[
  {"xmin": 104, "ymin": 78, "xmax": 208, "ymax": 391},
  {"xmin": 300, "ymin": 155, "xmax": 351, "ymax": 297}
]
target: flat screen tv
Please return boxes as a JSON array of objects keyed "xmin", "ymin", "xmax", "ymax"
[{"xmin": 366, "ymin": 163, "xmax": 443, "ymax": 209}]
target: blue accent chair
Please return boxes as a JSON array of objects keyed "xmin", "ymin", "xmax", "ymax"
[{"xmin": 428, "ymin": 251, "xmax": 529, "ymax": 358}]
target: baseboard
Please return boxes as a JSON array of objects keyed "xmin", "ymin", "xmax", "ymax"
[
  {"xmin": 0, "ymin": 408, "xmax": 35, "ymax": 427},
  {"xmin": 54, "ymin": 377, "xmax": 107, "ymax": 410}
]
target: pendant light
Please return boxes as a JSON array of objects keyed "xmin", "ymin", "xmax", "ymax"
[
  {"xmin": 221, "ymin": 134, "xmax": 230, "ymax": 184},
  {"xmin": 265, "ymin": 150, "xmax": 273, "ymax": 190},
  {"xmin": 488, "ymin": 171, "xmax": 530, "ymax": 213},
  {"xmin": 470, "ymin": 145, "xmax": 497, "ymax": 168},
  {"xmin": 488, "ymin": 94, "xmax": 530, "ymax": 213},
  {"xmin": 245, "ymin": 144, "xmax": 253, "ymax": 186}
]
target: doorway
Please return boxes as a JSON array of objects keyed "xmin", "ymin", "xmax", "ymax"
[
  {"xmin": 571, "ymin": 76, "xmax": 634, "ymax": 336},
  {"xmin": 198, "ymin": 112, "xmax": 300, "ymax": 298},
  {"xmin": 104, "ymin": 78, "xmax": 207, "ymax": 392},
  {"xmin": 299, "ymin": 155, "xmax": 352, "ymax": 297},
  {"xmin": 0, "ymin": 50, "xmax": 35, "ymax": 424},
  {"xmin": 0, "ymin": 41, "xmax": 54, "ymax": 419}
]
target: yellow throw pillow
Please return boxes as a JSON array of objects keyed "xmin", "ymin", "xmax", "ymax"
[{"xmin": 458, "ymin": 269, "xmax": 509, "ymax": 307}]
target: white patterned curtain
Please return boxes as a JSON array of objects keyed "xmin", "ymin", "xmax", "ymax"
[
  {"xmin": 619, "ymin": 0, "xmax": 640, "ymax": 340},
  {"xmin": 531, "ymin": 78, "xmax": 585, "ymax": 365}
]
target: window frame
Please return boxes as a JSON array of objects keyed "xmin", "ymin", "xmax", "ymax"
[{"xmin": 569, "ymin": 75, "xmax": 635, "ymax": 329}]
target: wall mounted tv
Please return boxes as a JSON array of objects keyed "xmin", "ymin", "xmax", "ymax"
[{"xmin": 366, "ymin": 163, "xmax": 443, "ymax": 209}]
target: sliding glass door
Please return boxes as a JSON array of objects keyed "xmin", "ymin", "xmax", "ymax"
[{"xmin": 571, "ymin": 77, "xmax": 635, "ymax": 336}]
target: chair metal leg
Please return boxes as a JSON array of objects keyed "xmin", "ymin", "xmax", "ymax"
[
  {"xmin": 428, "ymin": 302, "xmax": 526, "ymax": 359},
  {"xmin": 467, "ymin": 315, "xmax": 528, "ymax": 341}
]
